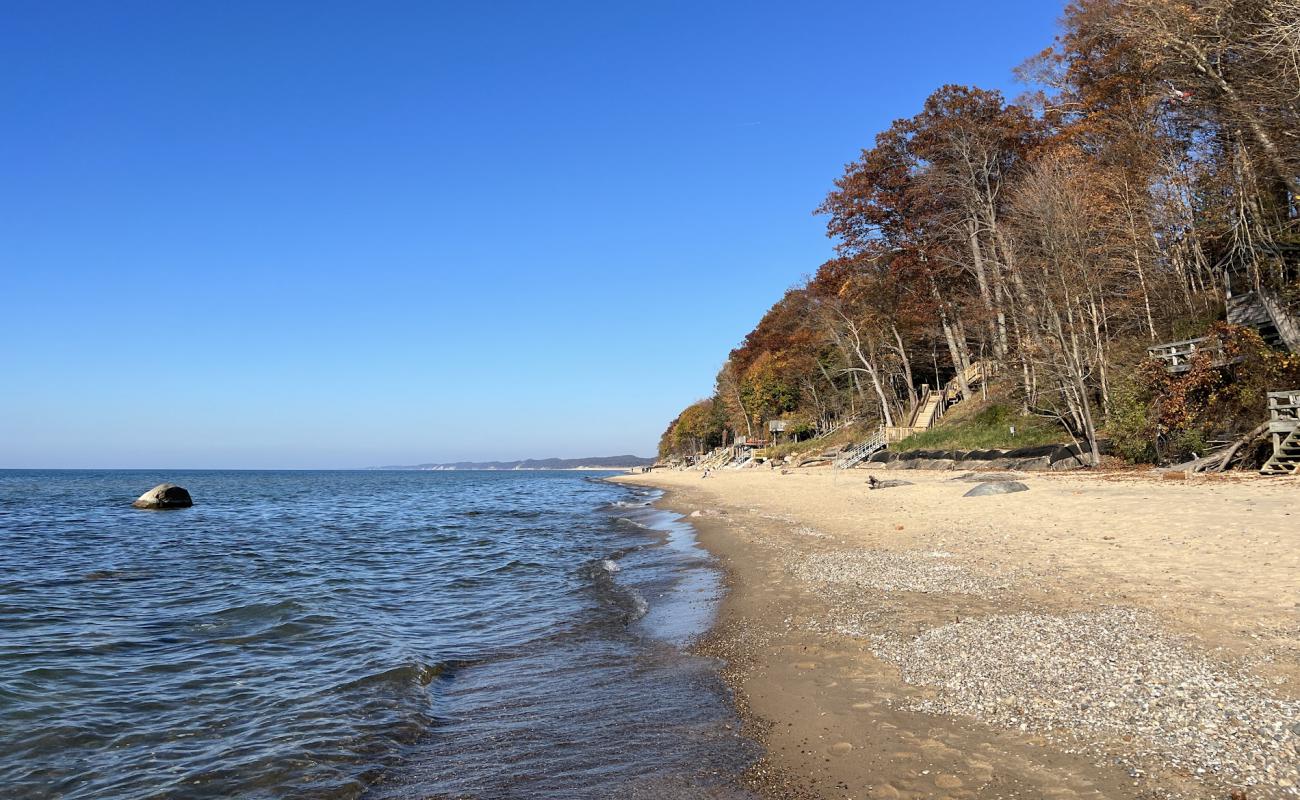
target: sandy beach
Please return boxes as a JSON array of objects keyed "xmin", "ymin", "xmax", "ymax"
[{"xmin": 611, "ymin": 468, "xmax": 1300, "ymax": 800}]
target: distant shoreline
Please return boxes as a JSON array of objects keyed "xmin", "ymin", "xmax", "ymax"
[
  {"xmin": 369, "ymin": 466, "xmax": 643, "ymax": 472},
  {"xmin": 369, "ymin": 456, "xmax": 654, "ymax": 471}
]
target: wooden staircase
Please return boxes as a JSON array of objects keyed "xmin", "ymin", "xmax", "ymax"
[
  {"xmin": 1150, "ymin": 289, "xmax": 1300, "ymax": 373},
  {"xmin": 882, "ymin": 389, "xmax": 942, "ymax": 444},
  {"xmin": 833, "ymin": 427, "xmax": 887, "ymax": 470},
  {"xmin": 1228, "ymin": 290, "xmax": 1300, "ymax": 351},
  {"xmin": 700, "ymin": 447, "xmax": 734, "ymax": 470},
  {"xmin": 835, "ymin": 361, "xmax": 997, "ymax": 469},
  {"xmin": 953, "ymin": 360, "xmax": 994, "ymax": 396},
  {"xmin": 1261, "ymin": 428, "xmax": 1300, "ymax": 475},
  {"xmin": 1261, "ymin": 390, "xmax": 1300, "ymax": 475},
  {"xmin": 881, "ymin": 361, "xmax": 995, "ymax": 444},
  {"xmin": 912, "ymin": 387, "xmax": 945, "ymax": 427},
  {"xmin": 1257, "ymin": 291, "xmax": 1300, "ymax": 352}
]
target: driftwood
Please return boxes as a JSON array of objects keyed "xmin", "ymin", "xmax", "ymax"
[
  {"xmin": 868, "ymin": 475, "xmax": 913, "ymax": 490},
  {"xmin": 1204, "ymin": 421, "xmax": 1269, "ymax": 472},
  {"xmin": 1172, "ymin": 422, "xmax": 1270, "ymax": 473}
]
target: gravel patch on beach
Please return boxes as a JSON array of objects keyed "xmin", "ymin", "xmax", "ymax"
[
  {"xmin": 789, "ymin": 549, "xmax": 1010, "ymax": 596},
  {"xmin": 871, "ymin": 607, "xmax": 1300, "ymax": 796}
]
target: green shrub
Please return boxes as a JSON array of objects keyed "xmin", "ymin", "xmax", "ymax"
[{"xmin": 1106, "ymin": 378, "xmax": 1159, "ymax": 463}]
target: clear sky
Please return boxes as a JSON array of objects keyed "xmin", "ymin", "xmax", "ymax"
[{"xmin": 1, "ymin": 1, "xmax": 1062, "ymax": 469}]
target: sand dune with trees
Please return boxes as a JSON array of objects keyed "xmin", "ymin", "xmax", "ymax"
[{"xmin": 660, "ymin": 0, "xmax": 1300, "ymax": 471}]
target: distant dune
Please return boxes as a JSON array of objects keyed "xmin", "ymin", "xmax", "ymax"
[{"xmin": 369, "ymin": 456, "xmax": 654, "ymax": 471}]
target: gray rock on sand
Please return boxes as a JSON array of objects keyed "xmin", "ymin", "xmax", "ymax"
[
  {"xmin": 951, "ymin": 472, "xmax": 1026, "ymax": 483},
  {"xmin": 131, "ymin": 483, "xmax": 193, "ymax": 509},
  {"xmin": 962, "ymin": 481, "xmax": 1029, "ymax": 497}
]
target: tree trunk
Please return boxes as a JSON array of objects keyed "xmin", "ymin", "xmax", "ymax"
[
  {"xmin": 891, "ymin": 324, "xmax": 918, "ymax": 413},
  {"xmin": 1180, "ymin": 38, "xmax": 1300, "ymax": 198},
  {"xmin": 966, "ymin": 217, "xmax": 1001, "ymax": 356}
]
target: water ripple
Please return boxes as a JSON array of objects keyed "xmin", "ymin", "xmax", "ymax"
[{"xmin": 0, "ymin": 470, "xmax": 754, "ymax": 799}]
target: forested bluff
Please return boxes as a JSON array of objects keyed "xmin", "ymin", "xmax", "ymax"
[{"xmin": 659, "ymin": 0, "xmax": 1300, "ymax": 470}]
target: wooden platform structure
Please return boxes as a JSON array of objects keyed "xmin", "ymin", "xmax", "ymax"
[
  {"xmin": 1149, "ymin": 290, "xmax": 1300, "ymax": 373},
  {"xmin": 1146, "ymin": 337, "xmax": 1231, "ymax": 373},
  {"xmin": 1261, "ymin": 390, "xmax": 1300, "ymax": 475}
]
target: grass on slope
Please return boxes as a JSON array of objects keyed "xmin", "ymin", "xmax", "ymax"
[{"xmin": 891, "ymin": 398, "xmax": 1066, "ymax": 452}]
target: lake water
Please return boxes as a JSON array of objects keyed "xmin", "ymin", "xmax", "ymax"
[{"xmin": 0, "ymin": 470, "xmax": 756, "ymax": 799}]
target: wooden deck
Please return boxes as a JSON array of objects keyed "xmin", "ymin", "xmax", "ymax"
[{"xmin": 1147, "ymin": 337, "xmax": 1230, "ymax": 373}]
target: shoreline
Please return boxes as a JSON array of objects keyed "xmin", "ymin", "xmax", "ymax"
[{"xmin": 612, "ymin": 469, "xmax": 1299, "ymax": 799}]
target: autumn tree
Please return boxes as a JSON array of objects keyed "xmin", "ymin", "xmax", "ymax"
[{"xmin": 658, "ymin": 0, "xmax": 1300, "ymax": 468}]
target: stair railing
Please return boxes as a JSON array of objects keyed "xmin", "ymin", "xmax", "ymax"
[
  {"xmin": 833, "ymin": 427, "xmax": 887, "ymax": 470},
  {"xmin": 1259, "ymin": 291, "xmax": 1300, "ymax": 353}
]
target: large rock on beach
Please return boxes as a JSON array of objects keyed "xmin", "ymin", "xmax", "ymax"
[
  {"xmin": 950, "ymin": 471, "xmax": 1026, "ymax": 483},
  {"xmin": 131, "ymin": 483, "xmax": 193, "ymax": 509},
  {"xmin": 1010, "ymin": 456, "xmax": 1053, "ymax": 471},
  {"xmin": 962, "ymin": 480, "xmax": 1029, "ymax": 497}
]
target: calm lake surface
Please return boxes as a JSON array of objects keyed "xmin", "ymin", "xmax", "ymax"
[{"xmin": 0, "ymin": 470, "xmax": 756, "ymax": 799}]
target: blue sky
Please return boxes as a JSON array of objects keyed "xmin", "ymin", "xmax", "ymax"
[{"xmin": 1, "ymin": 1, "xmax": 1062, "ymax": 468}]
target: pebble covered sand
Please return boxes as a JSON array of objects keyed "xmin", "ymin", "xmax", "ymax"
[
  {"xmin": 790, "ymin": 549, "xmax": 1011, "ymax": 596},
  {"xmin": 873, "ymin": 608, "xmax": 1300, "ymax": 795},
  {"xmin": 790, "ymin": 545, "xmax": 1300, "ymax": 797}
]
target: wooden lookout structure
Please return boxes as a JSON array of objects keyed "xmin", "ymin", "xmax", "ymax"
[{"xmin": 1149, "ymin": 289, "xmax": 1300, "ymax": 373}]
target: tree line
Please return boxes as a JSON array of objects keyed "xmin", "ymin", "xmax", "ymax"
[{"xmin": 660, "ymin": 0, "xmax": 1300, "ymax": 464}]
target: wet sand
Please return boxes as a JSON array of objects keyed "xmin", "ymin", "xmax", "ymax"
[{"xmin": 611, "ymin": 469, "xmax": 1300, "ymax": 800}]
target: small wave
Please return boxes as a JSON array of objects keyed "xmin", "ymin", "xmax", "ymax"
[
  {"xmin": 484, "ymin": 559, "xmax": 543, "ymax": 575},
  {"xmin": 580, "ymin": 555, "xmax": 649, "ymax": 626},
  {"xmin": 211, "ymin": 617, "xmax": 329, "ymax": 646},
  {"xmin": 457, "ymin": 509, "xmax": 545, "ymax": 520},
  {"xmin": 332, "ymin": 659, "xmax": 470, "ymax": 694},
  {"xmin": 81, "ymin": 569, "xmax": 149, "ymax": 583},
  {"xmin": 211, "ymin": 600, "xmax": 305, "ymax": 621}
]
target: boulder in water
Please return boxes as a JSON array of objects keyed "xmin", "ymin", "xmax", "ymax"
[
  {"xmin": 962, "ymin": 481, "xmax": 1029, "ymax": 497},
  {"xmin": 131, "ymin": 483, "xmax": 193, "ymax": 509}
]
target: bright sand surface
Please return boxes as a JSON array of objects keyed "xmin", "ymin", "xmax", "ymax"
[{"xmin": 611, "ymin": 468, "xmax": 1300, "ymax": 800}]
